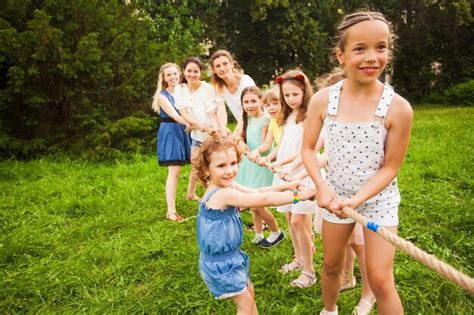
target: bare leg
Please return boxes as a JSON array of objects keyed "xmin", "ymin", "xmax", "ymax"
[
  {"xmin": 365, "ymin": 226, "xmax": 402, "ymax": 315},
  {"xmin": 251, "ymin": 208, "xmax": 263, "ymax": 234},
  {"xmin": 166, "ymin": 165, "xmax": 181, "ymax": 216},
  {"xmin": 352, "ymin": 243, "xmax": 374, "ymax": 300},
  {"xmin": 291, "ymin": 213, "xmax": 314, "ymax": 274},
  {"xmin": 321, "ymin": 221, "xmax": 354, "ymax": 312},
  {"xmin": 341, "ymin": 245, "xmax": 356, "ymax": 289},
  {"xmin": 287, "ymin": 212, "xmax": 300, "ymax": 259},
  {"xmin": 231, "ymin": 289, "xmax": 258, "ymax": 315},
  {"xmin": 253, "ymin": 207, "xmax": 279, "ymax": 232},
  {"xmin": 186, "ymin": 169, "xmax": 200, "ymax": 200}
]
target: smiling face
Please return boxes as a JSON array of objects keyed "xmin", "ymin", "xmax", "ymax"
[
  {"xmin": 336, "ymin": 19, "xmax": 390, "ymax": 85},
  {"xmin": 281, "ymin": 81, "xmax": 304, "ymax": 110},
  {"xmin": 163, "ymin": 66, "xmax": 180, "ymax": 88},
  {"xmin": 211, "ymin": 56, "xmax": 234, "ymax": 80},
  {"xmin": 206, "ymin": 148, "xmax": 239, "ymax": 188},
  {"xmin": 184, "ymin": 62, "xmax": 201, "ymax": 85},
  {"xmin": 242, "ymin": 92, "xmax": 263, "ymax": 117}
]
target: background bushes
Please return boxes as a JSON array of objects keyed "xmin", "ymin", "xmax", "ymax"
[{"xmin": 0, "ymin": 0, "xmax": 472, "ymax": 159}]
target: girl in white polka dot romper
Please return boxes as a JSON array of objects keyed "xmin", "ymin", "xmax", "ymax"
[{"xmin": 302, "ymin": 11, "xmax": 413, "ymax": 315}]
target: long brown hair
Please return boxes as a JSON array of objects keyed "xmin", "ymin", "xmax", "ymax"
[
  {"xmin": 209, "ymin": 49, "xmax": 243, "ymax": 95},
  {"xmin": 240, "ymin": 86, "xmax": 263, "ymax": 143},
  {"xmin": 276, "ymin": 69, "xmax": 313, "ymax": 126}
]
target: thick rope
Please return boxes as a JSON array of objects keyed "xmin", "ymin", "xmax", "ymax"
[
  {"xmin": 237, "ymin": 139, "xmax": 474, "ymax": 294},
  {"xmin": 342, "ymin": 207, "xmax": 474, "ymax": 294}
]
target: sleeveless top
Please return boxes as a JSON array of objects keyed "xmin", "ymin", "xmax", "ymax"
[
  {"xmin": 324, "ymin": 80, "xmax": 400, "ymax": 207},
  {"xmin": 196, "ymin": 188, "xmax": 244, "ymax": 259}
]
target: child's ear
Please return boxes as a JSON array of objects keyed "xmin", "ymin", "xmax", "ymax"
[{"xmin": 335, "ymin": 47, "xmax": 344, "ymax": 66}]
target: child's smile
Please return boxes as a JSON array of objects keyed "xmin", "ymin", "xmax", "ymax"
[
  {"xmin": 243, "ymin": 93, "xmax": 263, "ymax": 117},
  {"xmin": 207, "ymin": 148, "xmax": 239, "ymax": 188},
  {"xmin": 336, "ymin": 19, "xmax": 390, "ymax": 84}
]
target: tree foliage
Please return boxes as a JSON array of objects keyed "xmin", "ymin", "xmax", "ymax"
[
  {"xmin": 0, "ymin": 0, "xmax": 204, "ymax": 158},
  {"xmin": 0, "ymin": 0, "xmax": 472, "ymax": 158}
]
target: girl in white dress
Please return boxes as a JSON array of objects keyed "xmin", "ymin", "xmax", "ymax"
[{"xmin": 270, "ymin": 69, "xmax": 318, "ymax": 288}]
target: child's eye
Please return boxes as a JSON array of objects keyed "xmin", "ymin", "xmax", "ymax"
[
  {"xmin": 378, "ymin": 45, "xmax": 387, "ymax": 51},
  {"xmin": 231, "ymin": 161, "xmax": 237, "ymax": 166},
  {"xmin": 354, "ymin": 47, "xmax": 364, "ymax": 52}
]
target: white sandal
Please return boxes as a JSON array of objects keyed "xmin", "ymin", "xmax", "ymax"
[
  {"xmin": 279, "ymin": 259, "xmax": 304, "ymax": 274},
  {"xmin": 340, "ymin": 273, "xmax": 356, "ymax": 291},
  {"xmin": 290, "ymin": 270, "xmax": 317, "ymax": 288},
  {"xmin": 352, "ymin": 296, "xmax": 375, "ymax": 315}
]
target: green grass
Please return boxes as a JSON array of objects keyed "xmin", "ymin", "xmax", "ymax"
[{"xmin": 1, "ymin": 105, "xmax": 473, "ymax": 313}]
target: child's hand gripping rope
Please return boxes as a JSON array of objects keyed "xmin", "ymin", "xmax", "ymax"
[
  {"xmin": 342, "ymin": 207, "xmax": 474, "ymax": 294},
  {"xmin": 237, "ymin": 137, "xmax": 474, "ymax": 294},
  {"xmin": 235, "ymin": 138, "xmax": 309, "ymax": 192}
]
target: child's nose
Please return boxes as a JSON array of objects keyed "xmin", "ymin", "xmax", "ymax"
[{"xmin": 365, "ymin": 50, "xmax": 377, "ymax": 62}]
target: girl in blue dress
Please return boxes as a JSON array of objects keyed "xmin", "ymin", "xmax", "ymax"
[
  {"xmin": 192, "ymin": 135, "xmax": 315, "ymax": 314},
  {"xmin": 152, "ymin": 63, "xmax": 192, "ymax": 222}
]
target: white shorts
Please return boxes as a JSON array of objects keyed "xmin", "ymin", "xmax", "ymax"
[{"xmin": 322, "ymin": 204, "xmax": 399, "ymax": 227}]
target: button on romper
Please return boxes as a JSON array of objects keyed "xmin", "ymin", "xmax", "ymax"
[
  {"xmin": 197, "ymin": 188, "xmax": 250, "ymax": 299},
  {"xmin": 322, "ymin": 80, "xmax": 401, "ymax": 226}
]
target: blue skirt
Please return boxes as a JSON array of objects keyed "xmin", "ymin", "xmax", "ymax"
[{"xmin": 157, "ymin": 122, "xmax": 191, "ymax": 166}]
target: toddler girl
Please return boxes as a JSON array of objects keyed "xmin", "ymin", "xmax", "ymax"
[{"xmin": 193, "ymin": 135, "xmax": 314, "ymax": 314}]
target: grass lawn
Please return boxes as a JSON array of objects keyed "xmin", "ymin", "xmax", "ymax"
[{"xmin": 0, "ymin": 105, "xmax": 473, "ymax": 313}]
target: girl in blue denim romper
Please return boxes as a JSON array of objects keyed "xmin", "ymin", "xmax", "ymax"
[{"xmin": 193, "ymin": 135, "xmax": 315, "ymax": 314}]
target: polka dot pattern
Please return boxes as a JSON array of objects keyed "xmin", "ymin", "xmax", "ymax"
[{"xmin": 322, "ymin": 80, "xmax": 400, "ymax": 226}]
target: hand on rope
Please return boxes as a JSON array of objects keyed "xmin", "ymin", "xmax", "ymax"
[
  {"xmin": 235, "ymin": 137, "xmax": 306, "ymax": 191},
  {"xmin": 342, "ymin": 206, "xmax": 474, "ymax": 294},
  {"xmin": 236, "ymin": 136, "xmax": 474, "ymax": 293}
]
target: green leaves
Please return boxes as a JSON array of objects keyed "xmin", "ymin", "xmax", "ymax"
[{"xmin": 0, "ymin": 0, "xmax": 205, "ymax": 158}]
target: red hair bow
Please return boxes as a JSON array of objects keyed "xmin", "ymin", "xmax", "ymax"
[
  {"xmin": 294, "ymin": 74, "xmax": 305, "ymax": 82},
  {"xmin": 274, "ymin": 74, "xmax": 305, "ymax": 85}
]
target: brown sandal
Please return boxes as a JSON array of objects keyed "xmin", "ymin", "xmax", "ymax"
[{"xmin": 166, "ymin": 213, "xmax": 185, "ymax": 222}]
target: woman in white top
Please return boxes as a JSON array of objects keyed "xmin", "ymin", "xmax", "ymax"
[
  {"xmin": 175, "ymin": 57, "xmax": 219, "ymax": 200},
  {"xmin": 209, "ymin": 50, "xmax": 256, "ymax": 135}
]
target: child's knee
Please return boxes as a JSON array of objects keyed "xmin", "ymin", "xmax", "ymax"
[
  {"xmin": 323, "ymin": 259, "xmax": 344, "ymax": 276},
  {"xmin": 251, "ymin": 207, "xmax": 263, "ymax": 214},
  {"xmin": 290, "ymin": 215, "xmax": 305, "ymax": 229},
  {"xmin": 367, "ymin": 270, "xmax": 394, "ymax": 295}
]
